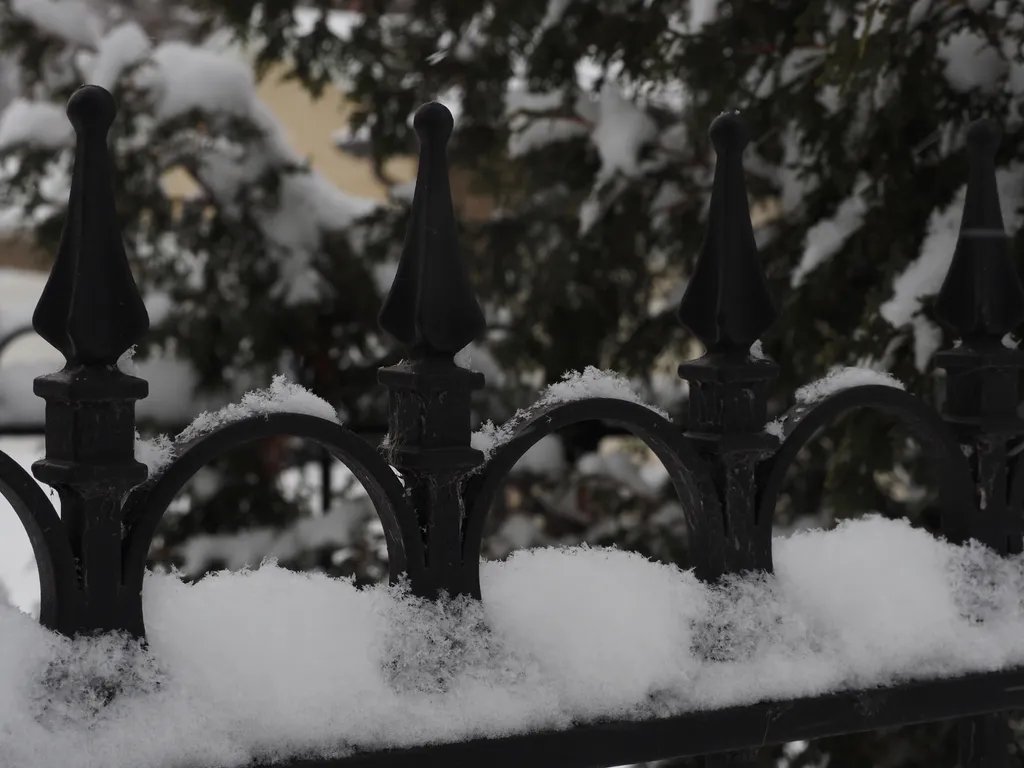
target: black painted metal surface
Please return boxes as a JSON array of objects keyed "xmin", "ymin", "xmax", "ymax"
[{"xmin": 2, "ymin": 87, "xmax": 1021, "ymax": 767}]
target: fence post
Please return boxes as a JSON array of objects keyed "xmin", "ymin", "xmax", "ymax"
[
  {"xmin": 30, "ymin": 85, "xmax": 150, "ymax": 636},
  {"xmin": 676, "ymin": 111, "xmax": 780, "ymax": 579},
  {"xmin": 934, "ymin": 118, "xmax": 1024, "ymax": 768},
  {"xmin": 676, "ymin": 112, "xmax": 779, "ymax": 768},
  {"xmin": 377, "ymin": 102, "xmax": 486, "ymax": 599}
]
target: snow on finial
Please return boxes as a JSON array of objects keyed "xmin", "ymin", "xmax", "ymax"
[
  {"xmin": 33, "ymin": 85, "xmax": 149, "ymax": 366},
  {"xmin": 378, "ymin": 101, "xmax": 485, "ymax": 358},
  {"xmin": 676, "ymin": 111, "xmax": 777, "ymax": 355},
  {"xmin": 935, "ymin": 117, "xmax": 1024, "ymax": 343}
]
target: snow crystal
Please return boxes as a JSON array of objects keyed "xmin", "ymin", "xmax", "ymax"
[
  {"xmin": 134, "ymin": 432, "xmax": 174, "ymax": 476},
  {"xmin": 176, "ymin": 375, "xmax": 339, "ymax": 443},
  {"xmin": 764, "ymin": 419, "xmax": 785, "ymax": 440},
  {"xmin": 1003, "ymin": 333, "xmax": 1020, "ymax": 350},
  {"xmin": 4, "ymin": 517, "xmax": 1024, "ymax": 766},
  {"xmin": 794, "ymin": 367, "xmax": 905, "ymax": 404},
  {"xmin": 791, "ymin": 176, "xmax": 869, "ymax": 287},
  {"xmin": 116, "ymin": 346, "xmax": 139, "ymax": 376},
  {"xmin": 749, "ymin": 340, "xmax": 765, "ymax": 359},
  {"xmin": 88, "ymin": 22, "xmax": 151, "ymax": 91},
  {"xmin": 11, "ymin": 0, "xmax": 101, "ymax": 48},
  {"xmin": 0, "ymin": 99, "xmax": 72, "ymax": 151}
]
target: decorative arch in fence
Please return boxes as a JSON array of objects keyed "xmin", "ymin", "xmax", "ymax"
[{"xmin": 4, "ymin": 83, "xmax": 1024, "ymax": 767}]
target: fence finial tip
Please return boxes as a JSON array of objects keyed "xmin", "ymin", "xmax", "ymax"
[
  {"xmin": 66, "ymin": 84, "xmax": 116, "ymax": 133},
  {"xmin": 676, "ymin": 110, "xmax": 776, "ymax": 355},
  {"xmin": 413, "ymin": 101, "xmax": 454, "ymax": 143},
  {"xmin": 709, "ymin": 111, "xmax": 748, "ymax": 153},
  {"xmin": 965, "ymin": 117, "xmax": 1000, "ymax": 159},
  {"xmin": 378, "ymin": 100, "xmax": 484, "ymax": 357},
  {"xmin": 935, "ymin": 116, "xmax": 1024, "ymax": 341},
  {"xmin": 33, "ymin": 85, "xmax": 149, "ymax": 366}
]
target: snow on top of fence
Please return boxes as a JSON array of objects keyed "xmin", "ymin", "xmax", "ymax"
[
  {"xmin": 794, "ymin": 366, "xmax": 905, "ymax": 405},
  {"xmin": 134, "ymin": 432, "xmax": 175, "ymax": 476},
  {"xmin": 2, "ymin": 516, "xmax": 1024, "ymax": 767},
  {"xmin": 472, "ymin": 366, "xmax": 668, "ymax": 459},
  {"xmin": 176, "ymin": 375, "xmax": 339, "ymax": 444}
]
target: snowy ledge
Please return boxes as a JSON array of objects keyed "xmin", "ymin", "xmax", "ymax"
[{"xmin": 5, "ymin": 517, "xmax": 1024, "ymax": 768}]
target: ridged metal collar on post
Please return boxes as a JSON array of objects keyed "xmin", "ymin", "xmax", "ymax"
[
  {"xmin": 676, "ymin": 111, "xmax": 778, "ymax": 356},
  {"xmin": 935, "ymin": 118, "xmax": 1024, "ymax": 345},
  {"xmin": 32, "ymin": 84, "xmax": 149, "ymax": 366},
  {"xmin": 377, "ymin": 102, "xmax": 485, "ymax": 359}
]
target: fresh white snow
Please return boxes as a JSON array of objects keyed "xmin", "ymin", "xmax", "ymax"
[
  {"xmin": 472, "ymin": 367, "xmax": 668, "ymax": 459},
  {"xmin": 134, "ymin": 432, "xmax": 175, "ymax": 476},
  {"xmin": 0, "ymin": 99, "xmax": 73, "ymax": 150},
  {"xmin": 794, "ymin": 367, "xmax": 905, "ymax": 404},
  {"xmin": 10, "ymin": 0, "xmax": 101, "ymax": 48},
  {"xmin": 176, "ymin": 375, "xmax": 339, "ymax": 444},
  {"xmin": 0, "ymin": 517, "xmax": 1023, "ymax": 767},
  {"xmin": 880, "ymin": 164, "xmax": 1024, "ymax": 370},
  {"xmin": 790, "ymin": 176, "xmax": 869, "ymax": 287}
]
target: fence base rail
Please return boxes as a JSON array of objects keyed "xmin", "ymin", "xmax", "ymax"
[{"xmin": 274, "ymin": 667, "xmax": 1024, "ymax": 768}]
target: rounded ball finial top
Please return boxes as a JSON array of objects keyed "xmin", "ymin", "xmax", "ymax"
[
  {"xmin": 413, "ymin": 101, "xmax": 454, "ymax": 145},
  {"xmin": 66, "ymin": 85, "xmax": 117, "ymax": 133},
  {"xmin": 965, "ymin": 117, "xmax": 1001, "ymax": 160},
  {"xmin": 709, "ymin": 111, "xmax": 749, "ymax": 154}
]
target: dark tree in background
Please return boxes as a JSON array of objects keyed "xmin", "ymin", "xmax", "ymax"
[{"xmin": 1, "ymin": 0, "xmax": 1023, "ymax": 764}]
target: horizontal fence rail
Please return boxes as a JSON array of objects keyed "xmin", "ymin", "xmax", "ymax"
[
  {"xmin": 281, "ymin": 668, "xmax": 1024, "ymax": 768},
  {"xmin": 2, "ymin": 84, "xmax": 1023, "ymax": 768}
]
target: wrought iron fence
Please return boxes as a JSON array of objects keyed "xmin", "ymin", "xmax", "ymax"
[{"xmin": 5, "ymin": 83, "xmax": 1024, "ymax": 767}]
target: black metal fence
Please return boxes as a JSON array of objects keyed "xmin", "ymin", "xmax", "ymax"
[{"xmin": 5, "ymin": 84, "xmax": 1024, "ymax": 767}]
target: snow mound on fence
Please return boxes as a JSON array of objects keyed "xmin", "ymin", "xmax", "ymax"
[
  {"xmin": 472, "ymin": 367, "xmax": 668, "ymax": 459},
  {"xmin": 177, "ymin": 375, "xmax": 339, "ymax": 443},
  {"xmin": 795, "ymin": 366, "xmax": 904, "ymax": 404},
  {"xmin": 3, "ymin": 516, "xmax": 1024, "ymax": 767},
  {"xmin": 133, "ymin": 432, "xmax": 175, "ymax": 475}
]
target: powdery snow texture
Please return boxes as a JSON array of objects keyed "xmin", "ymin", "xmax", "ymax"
[
  {"xmin": 3, "ymin": 517, "xmax": 1024, "ymax": 768},
  {"xmin": 177, "ymin": 375, "xmax": 339, "ymax": 444},
  {"xmin": 472, "ymin": 367, "xmax": 668, "ymax": 459},
  {"xmin": 794, "ymin": 367, "xmax": 905, "ymax": 404}
]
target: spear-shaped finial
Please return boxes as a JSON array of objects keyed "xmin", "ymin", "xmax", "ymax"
[
  {"xmin": 32, "ymin": 85, "xmax": 149, "ymax": 366},
  {"xmin": 934, "ymin": 118, "xmax": 1024, "ymax": 343},
  {"xmin": 378, "ymin": 102, "xmax": 485, "ymax": 358},
  {"xmin": 676, "ymin": 111, "xmax": 778, "ymax": 355}
]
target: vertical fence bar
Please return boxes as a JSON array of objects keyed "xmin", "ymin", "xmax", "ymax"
[
  {"xmin": 30, "ymin": 85, "xmax": 150, "ymax": 636},
  {"xmin": 676, "ymin": 112, "xmax": 780, "ymax": 767},
  {"xmin": 377, "ymin": 102, "xmax": 486, "ymax": 599},
  {"xmin": 934, "ymin": 118, "xmax": 1024, "ymax": 767},
  {"xmin": 676, "ymin": 111, "xmax": 780, "ymax": 578}
]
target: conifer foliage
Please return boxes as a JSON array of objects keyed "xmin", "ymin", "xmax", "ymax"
[{"xmin": 0, "ymin": 0, "xmax": 1023, "ymax": 762}]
